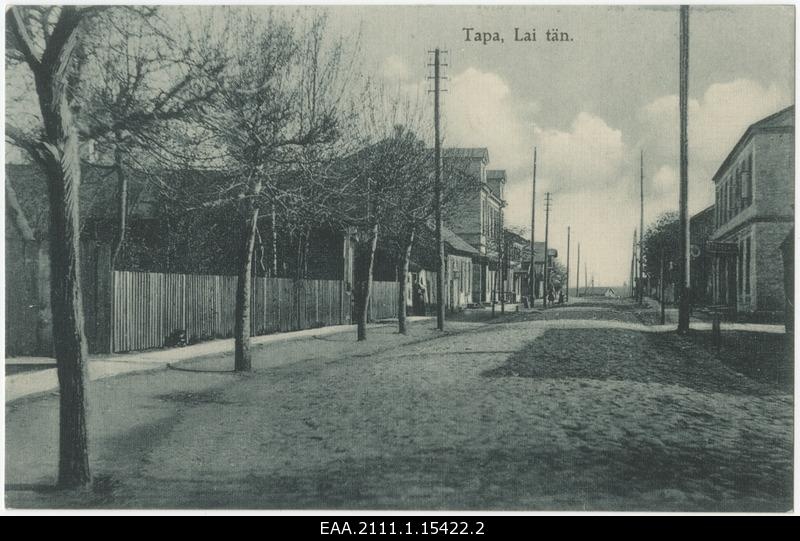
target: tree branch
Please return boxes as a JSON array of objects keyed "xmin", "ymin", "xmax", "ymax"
[{"xmin": 7, "ymin": 6, "xmax": 41, "ymax": 70}]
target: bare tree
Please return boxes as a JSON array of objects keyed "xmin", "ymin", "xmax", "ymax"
[
  {"xmin": 196, "ymin": 9, "xmax": 352, "ymax": 370},
  {"xmin": 5, "ymin": 5, "xmax": 100, "ymax": 488},
  {"xmin": 320, "ymin": 82, "xmax": 432, "ymax": 340},
  {"xmin": 5, "ymin": 5, "xmax": 232, "ymax": 488},
  {"xmin": 75, "ymin": 7, "xmax": 227, "ymax": 267}
]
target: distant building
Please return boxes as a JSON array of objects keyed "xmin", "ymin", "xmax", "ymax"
[
  {"xmin": 502, "ymin": 230, "xmax": 558, "ymax": 301},
  {"xmin": 689, "ymin": 205, "xmax": 715, "ymax": 305},
  {"xmin": 707, "ymin": 105, "xmax": 794, "ymax": 317}
]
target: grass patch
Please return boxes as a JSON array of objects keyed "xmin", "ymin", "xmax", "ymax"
[
  {"xmin": 686, "ymin": 330, "xmax": 793, "ymax": 393},
  {"xmin": 484, "ymin": 328, "xmax": 788, "ymax": 397}
]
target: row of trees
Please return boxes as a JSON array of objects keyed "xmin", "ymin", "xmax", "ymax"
[
  {"xmin": 6, "ymin": 6, "xmax": 475, "ymax": 488},
  {"xmin": 641, "ymin": 212, "xmax": 680, "ymax": 294}
]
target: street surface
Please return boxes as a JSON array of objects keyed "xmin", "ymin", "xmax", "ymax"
[{"xmin": 5, "ymin": 298, "xmax": 792, "ymax": 511}]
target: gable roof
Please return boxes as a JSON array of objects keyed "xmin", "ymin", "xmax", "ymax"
[
  {"xmin": 3, "ymin": 163, "xmax": 200, "ymax": 239},
  {"xmin": 424, "ymin": 219, "xmax": 479, "ymax": 256},
  {"xmin": 442, "ymin": 147, "xmax": 489, "ymax": 163},
  {"xmin": 7, "ymin": 163, "xmax": 139, "ymax": 238},
  {"xmin": 712, "ymin": 105, "xmax": 794, "ymax": 183},
  {"xmin": 532, "ymin": 241, "xmax": 557, "ymax": 263},
  {"xmin": 442, "ymin": 225, "xmax": 479, "ymax": 256}
]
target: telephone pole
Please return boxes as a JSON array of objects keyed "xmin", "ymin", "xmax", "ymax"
[
  {"xmin": 639, "ymin": 150, "xmax": 645, "ymax": 305},
  {"xmin": 430, "ymin": 48, "xmax": 447, "ymax": 331},
  {"xmin": 565, "ymin": 226, "xmax": 571, "ymax": 303},
  {"xmin": 678, "ymin": 6, "xmax": 691, "ymax": 333},
  {"xmin": 576, "ymin": 242, "xmax": 580, "ymax": 298},
  {"xmin": 529, "ymin": 147, "xmax": 537, "ymax": 306},
  {"xmin": 631, "ymin": 229, "xmax": 637, "ymax": 298},
  {"xmin": 543, "ymin": 192, "xmax": 552, "ymax": 308}
]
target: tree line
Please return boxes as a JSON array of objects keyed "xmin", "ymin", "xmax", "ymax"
[{"xmin": 6, "ymin": 6, "xmax": 477, "ymax": 489}]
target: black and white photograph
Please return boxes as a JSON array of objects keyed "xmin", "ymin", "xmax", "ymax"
[{"xmin": 2, "ymin": 2, "xmax": 796, "ymax": 514}]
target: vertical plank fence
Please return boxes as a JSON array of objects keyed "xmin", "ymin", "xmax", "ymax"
[{"xmin": 112, "ymin": 271, "xmax": 397, "ymax": 353}]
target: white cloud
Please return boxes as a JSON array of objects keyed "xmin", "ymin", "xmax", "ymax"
[
  {"xmin": 639, "ymin": 78, "xmax": 791, "ymax": 213},
  {"xmin": 532, "ymin": 112, "xmax": 627, "ymax": 195},
  {"xmin": 440, "ymin": 69, "xmax": 635, "ymax": 285},
  {"xmin": 442, "ymin": 67, "xmax": 530, "ymax": 174},
  {"xmin": 411, "ymin": 69, "xmax": 790, "ymax": 286}
]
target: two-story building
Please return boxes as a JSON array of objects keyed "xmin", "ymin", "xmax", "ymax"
[
  {"xmin": 707, "ymin": 105, "xmax": 794, "ymax": 318},
  {"xmin": 441, "ymin": 147, "xmax": 507, "ymax": 303}
]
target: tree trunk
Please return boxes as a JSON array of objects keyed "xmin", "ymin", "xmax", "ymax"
[
  {"xmin": 42, "ymin": 137, "xmax": 92, "ymax": 489},
  {"xmin": 295, "ymin": 225, "xmax": 311, "ymax": 280},
  {"xmin": 24, "ymin": 7, "xmax": 92, "ymax": 489},
  {"xmin": 398, "ymin": 228, "xmax": 415, "ymax": 335},
  {"xmin": 354, "ymin": 224, "xmax": 379, "ymax": 341},
  {"xmin": 234, "ymin": 202, "xmax": 260, "ymax": 372},
  {"xmin": 303, "ymin": 225, "xmax": 311, "ymax": 279},
  {"xmin": 111, "ymin": 141, "xmax": 127, "ymax": 267},
  {"xmin": 270, "ymin": 204, "xmax": 278, "ymax": 277}
]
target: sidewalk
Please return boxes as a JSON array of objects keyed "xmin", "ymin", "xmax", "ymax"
[{"xmin": 5, "ymin": 317, "xmax": 433, "ymax": 402}]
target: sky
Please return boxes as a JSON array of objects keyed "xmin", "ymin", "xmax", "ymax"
[
  {"xmin": 5, "ymin": 4, "xmax": 794, "ymax": 286},
  {"xmin": 322, "ymin": 4, "xmax": 794, "ymax": 286}
]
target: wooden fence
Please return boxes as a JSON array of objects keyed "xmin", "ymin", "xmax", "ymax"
[{"xmin": 112, "ymin": 270, "xmax": 399, "ymax": 353}]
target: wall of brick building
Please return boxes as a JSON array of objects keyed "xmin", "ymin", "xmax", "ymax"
[
  {"xmin": 751, "ymin": 130, "xmax": 793, "ymax": 315},
  {"xmin": 754, "ymin": 220, "xmax": 792, "ymax": 314},
  {"xmin": 710, "ymin": 127, "xmax": 794, "ymax": 318},
  {"xmin": 754, "ymin": 132, "xmax": 794, "ymax": 219}
]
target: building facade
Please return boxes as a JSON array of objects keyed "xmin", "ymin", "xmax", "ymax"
[
  {"xmin": 689, "ymin": 205, "xmax": 715, "ymax": 305},
  {"xmin": 442, "ymin": 148, "xmax": 507, "ymax": 303},
  {"xmin": 708, "ymin": 105, "xmax": 794, "ymax": 318}
]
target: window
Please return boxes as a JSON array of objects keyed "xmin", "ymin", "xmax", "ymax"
[
  {"xmin": 743, "ymin": 153, "xmax": 753, "ymax": 206},
  {"xmin": 727, "ymin": 181, "xmax": 733, "ymax": 220},
  {"xmin": 745, "ymin": 236, "xmax": 751, "ymax": 294},
  {"xmin": 723, "ymin": 182, "xmax": 728, "ymax": 223},
  {"xmin": 738, "ymin": 240, "xmax": 743, "ymax": 294}
]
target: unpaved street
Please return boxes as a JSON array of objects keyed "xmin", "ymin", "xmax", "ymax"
[{"xmin": 5, "ymin": 300, "xmax": 793, "ymax": 510}]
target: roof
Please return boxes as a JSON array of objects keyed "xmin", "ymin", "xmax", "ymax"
[
  {"xmin": 690, "ymin": 204, "xmax": 715, "ymax": 226},
  {"xmin": 533, "ymin": 241, "xmax": 557, "ymax": 263},
  {"xmin": 486, "ymin": 170, "xmax": 506, "ymax": 181},
  {"xmin": 5, "ymin": 163, "xmax": 158, "ymax": 238},
  {"xmin": 424, "ymin": 220, "xmax": 478, "ymax": 256},
  {"xmin": 504, "ymin": 229, "xmax": 529, "ymax": 246},
  {"xmin": 442, "ymin": 225, "xmax": 479, "ymax": 256},
  {"xmin": 4, "ymin": 163, "xmax": 235, "ymax": 239},
  {"xmin": 712, "ymin": 105, "xmax": 794, "ymax": 183},
  {"xmin": 442, "ymin": 147, "xmax": 489, "ymax": 163},
  {"xmin": 519, "ymin": 242, "xmax": 558, "ymax": 270}
]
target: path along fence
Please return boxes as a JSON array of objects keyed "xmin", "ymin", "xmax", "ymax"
[{"xmin": 111, "ymin": 271, "xmax": 399, "ymax": 353}]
